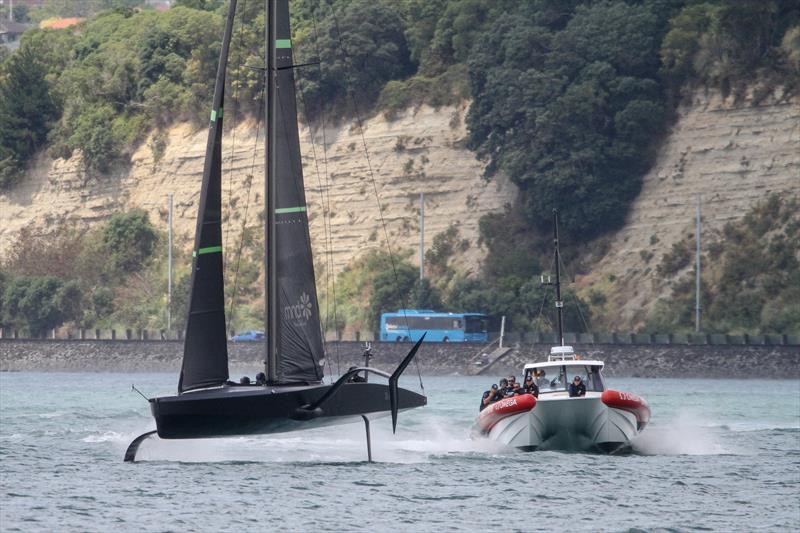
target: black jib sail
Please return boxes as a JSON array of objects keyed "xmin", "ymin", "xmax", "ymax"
[
  {"xmin": 178, "ymin": 1, "xmax": 238, "ymax": 393},
  {"xmin": 266, "ymin": 0, "xmax": 325, "ymax": 384}
]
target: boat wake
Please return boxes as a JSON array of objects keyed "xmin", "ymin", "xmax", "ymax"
[
  {"xmin": 100, "ymin": 416, "xmax": 505, "ymax": 463},
  {"xmin": 632, "ymin": 411, "xmax": 732, "ymax": 455}
]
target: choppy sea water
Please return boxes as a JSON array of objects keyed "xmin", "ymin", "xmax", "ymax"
[{"xmin": 1, "ymin": 372, "xmax": 798, "ymax": 532}]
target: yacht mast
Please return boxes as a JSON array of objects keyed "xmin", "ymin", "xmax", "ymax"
[
  {"xmin": 553, "ymin": 210, "xmax": 565, "ymax": 346},
  {"xmin": 265, "ymin": 0, "xmax": 278, "ymax": 383}
]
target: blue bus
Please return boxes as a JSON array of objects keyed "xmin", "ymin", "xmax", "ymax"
[{"xmin": 379, "ymin": 309, "xmax": 489, "ymax": 343}]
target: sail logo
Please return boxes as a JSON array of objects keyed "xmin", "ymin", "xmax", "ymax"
[{"xmin": 284, "ymin": 292, "xmax": 313, "ymax": 326}]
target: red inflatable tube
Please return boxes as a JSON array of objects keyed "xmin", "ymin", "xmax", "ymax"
[
  {"xmin": 477, "ymin": 394, "xmax": 536, "ymax": 432},
  {"xmin": 601, "ymin": 389, "xmax": 651, "ymax": 430}
]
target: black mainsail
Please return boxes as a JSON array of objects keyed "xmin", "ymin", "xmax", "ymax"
[
  {"xmin": 178, "ymin": 0, "xmax": 237, "ymax": 393},
  {"xmin": 265, "ymin": 0, "xmax": 324, "ymax": 384}
]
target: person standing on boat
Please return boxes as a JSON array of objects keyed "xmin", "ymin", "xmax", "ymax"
[{"xmin": 568, "ymin": 376, "xmax": 586, "ymax": 397}]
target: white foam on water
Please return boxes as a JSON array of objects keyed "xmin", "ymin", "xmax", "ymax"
[
  {"xmin": 113, "ymin": 414, "xmax": 506, "ymax": 464},
  {"xmin": 633, "ymin": 411, "xmax": 733, "ymax": 455},
  {"xmin": 83, "ymin": 430, "xmax": 130, "ymax": 443}
]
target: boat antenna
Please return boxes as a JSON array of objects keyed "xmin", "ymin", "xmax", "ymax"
[
  {"xmin": 131, "ymin": 384, "xmax": 150, "ymax": 403},
  {"xmin": 362, "ymin": 341, "xmax": 372, "ymax": 382},
  {"xmin": 553, "ymin": 209, "xmax": 564, "ymax": 346}
]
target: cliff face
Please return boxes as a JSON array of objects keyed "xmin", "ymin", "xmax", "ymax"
[
  {"xmin": 577, "ymin": 90, "xmax": 800, "ymax": 329},
  {"xmin": 0, "ymin": 104, "xmax": 516, "ymax": 275},
  {"xmin": 1, "ymin": 91, "xmax": 797, "ymax": 331}
]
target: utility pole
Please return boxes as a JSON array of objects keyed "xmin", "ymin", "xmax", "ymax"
[
  {"xmin": 419, "ymin": 192, "xmax": 424, "ymax": 281},
  {"xmin": 695, "ymin": 194, "xmax": 701, "ymax": 333},
  {"xmin": 8, "ymin": 0, "xmax": 13, "ymax": 22},
  {"xmin": 167, "ymin": 193, "xmax": 173, "ymax": 333}
]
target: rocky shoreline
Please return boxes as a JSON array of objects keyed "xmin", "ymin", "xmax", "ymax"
[{"xmin": 1, "ymin": 340, "xmax": 798, "ymax": 379}]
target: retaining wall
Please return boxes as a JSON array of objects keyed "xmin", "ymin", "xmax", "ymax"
[{"xmin": 1, "ymin": 340, "xmax": 797, "ymax": 379}]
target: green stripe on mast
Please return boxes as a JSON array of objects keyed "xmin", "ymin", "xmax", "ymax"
[
  {"xmin": 275, "ymin": 206, "xmax": 306, "ymax": 214},
  {"xmin": 193, "ymin": 245, "xmax": 223, "ymax": 257}
]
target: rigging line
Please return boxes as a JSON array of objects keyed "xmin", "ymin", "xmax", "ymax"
[
  {"xmin": 308, "ymin": 8, "xmax": 340, "ymax": 378},
  {"xmin": 327, "ymin": 3, "xmax": 424, "ymax": 389},
  {"xmin": 225, "ymin": 85, "xmax": 265, "ymax": 334},
  {"xmin": 295, "ymin": 63, "xmax": 335, "ymax": 383},
  {"xmin": 222, "ymin": 0, "xmax": 250, "ymax": 274},
  {"xmin": 558, "ymin": 253, "xmax": 590, "ymax": 333}
]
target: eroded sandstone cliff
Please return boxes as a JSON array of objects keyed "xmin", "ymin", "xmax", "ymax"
[
  {"xmin": 1, "ymin": 91, "xmax": 797, "ymax": 331},
  {"xmin": 577, "ymin": 90, "xmax": 799, "ymax": 329},
  {"xmin": 0, "ymin": 104, "xmax": 516, "ymax": 276}
]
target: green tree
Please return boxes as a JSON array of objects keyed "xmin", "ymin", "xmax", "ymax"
[
  {"xmin": 102, "ymin": 209, "xmax": 158, "ymax": 274},
  {"xmin": 0, "ymin": 43, "xmax": 60, "ymax": 188},
  {"xmin": 411, "ymin": 278, "xmax": 442, "ymax": 311},
  {"xmin": 296, "ymin": 0, "xmax": 414, "ymax": 120},
  {"xmin": 369, "ymin": 263, "xmax": 417, "ymax": 330},
  {"xmin": 660, "ymin": 1, "xmax": 800, "ymax": 97},
  {"xmin": 466, "ymin": 1, "xmax": 668, "ymax": 240},
  {"xmin": 174, "ymin": 0, "xmax": 223, "ymax": 11},
  {"xmin": 2, "ymin": 276, "xmax": 65, "ymax": 336}
]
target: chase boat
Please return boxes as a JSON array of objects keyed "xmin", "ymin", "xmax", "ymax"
[
  {"xmin": 473, "ymin": 211, "xmax": 650, "ymax": 453},
  {"xmin": 475, "ymin": 345, "xmax": 649, "ymax": 453}
]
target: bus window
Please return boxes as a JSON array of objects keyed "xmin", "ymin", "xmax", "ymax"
[{"xmin": 464, "ymin": 316, "xmax": 488, "ymax": 334}]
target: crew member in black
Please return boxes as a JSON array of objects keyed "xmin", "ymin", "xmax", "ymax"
[
  {"xmin": 480, "ymin": 384, "xmax": 500, "ymax": 411},
  {"xmin": 523, "ymin": 374, "xmax": 539, "ymax": 397},
  {"xmin": 568, "ymin": 376, "xmax": 586, "ymax": 397},
  {"xmin": 497, "ymin": 378, "xmax": 509, "ymax": 397}
]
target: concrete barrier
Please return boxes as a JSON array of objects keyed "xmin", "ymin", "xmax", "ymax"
[{"xmin": 0, "ymin": 339, "xmax": 798, "ymax": 378}]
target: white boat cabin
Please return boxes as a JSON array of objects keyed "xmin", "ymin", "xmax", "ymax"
[{"xmin": 523, "ymin": 346, "xmax": 605, "ymax": 394}]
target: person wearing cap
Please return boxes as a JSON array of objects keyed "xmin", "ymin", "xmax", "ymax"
[
  {"xmin": 480, "ymin": 384, "xmax": 500, "ymax": 411},
  {"xmin": 568, "ymin": 375, "xmax": 586, "ymax": 397},
  {"xmin": 497, "ymin": 377, "xmax": 510, "ymax": 398},
  {"xmin": 523, "ymin": 373, "xmax": 539, "ymax": 397}
]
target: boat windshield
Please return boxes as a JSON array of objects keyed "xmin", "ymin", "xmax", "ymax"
[{"xmin": 525, "ymin": 365, "xmax": 605, "ymax": 393}]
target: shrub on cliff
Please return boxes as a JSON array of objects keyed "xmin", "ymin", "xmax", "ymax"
[
  {"xmin": 295, "ymin": 0, "xmax": 414, "ymax": 122},
  {"xmin": 102, "ymin": 209, "xmax": 159, "ymax": 275},
  {"xmin": 0, "ymin": 43, "xmax": 60, "ymax": 189},
  {"xmin": 660, "ymin": 1, "xmax": 800, "ymax": 98},
  {"xmin": 645, "ymin": 195, "xmax": 800, "ymax": 334},
  {"xmin": 0, "ymin": 276, "xmax": 84, "ymax": 337}
]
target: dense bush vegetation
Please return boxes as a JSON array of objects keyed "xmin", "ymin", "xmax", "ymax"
[
  {"xmin": 646, "ymin": 195, "xmax": 800, "ymax": 334},
  {"xmin": 466, "ymin": 1, "xmax": 670, "ymax": 240},
  {"xmin": 0, "ymin": 44, "xmax": 59, "ymax": 187},
  {"xmin": 0, "ymin": 211, "xmax": 169, "ymax": 335}
]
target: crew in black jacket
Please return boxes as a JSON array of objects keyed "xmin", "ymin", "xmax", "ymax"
[
  {"xmin": 522, "ymin": 374, "xmax": 540, "ymax": 397},
  {"xmin": 568, "ymin": 376, "xmax": 586, "ymax": 397}
]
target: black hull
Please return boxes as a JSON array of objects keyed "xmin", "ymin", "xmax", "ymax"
[{"xmin": 151, "ymin": 382, "xmax": 426, "ymax": 439}]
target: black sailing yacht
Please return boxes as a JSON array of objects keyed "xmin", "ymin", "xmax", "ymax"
[{"xmin": 124, "ymin": 0, "xmax": 426, "ymax": 462}]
